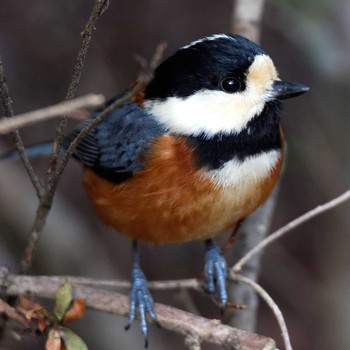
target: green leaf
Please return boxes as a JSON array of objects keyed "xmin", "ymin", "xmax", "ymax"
[
  {"xmin": 54, "ymin": 278, "xmax": 73, "ymax": 321},
  {"xmin": 61, "ymin": 327, "xmax": 88, "ymax": 350}
]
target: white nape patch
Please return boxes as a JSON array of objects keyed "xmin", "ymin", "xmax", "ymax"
[
  {"xmin": 204, "ymin": 150, "xmax": 281, "ymax": 188},
  {"xmin": 145, "ymin": 55, "xmax": 278, "ymax": 137},
  {"xmin": 181, "ymin": 34, "xmax": 236, "ymax": 50}
]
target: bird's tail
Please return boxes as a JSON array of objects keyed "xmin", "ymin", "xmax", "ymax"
[{"xmin": 0, "ymin": 142, "xmax": 57, "ymax": 161}]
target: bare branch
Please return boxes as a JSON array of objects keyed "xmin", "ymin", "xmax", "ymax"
[
  {"xmin": 66, "ymin": 0, "xmax": 109, "ymax": 101},
  {"xmin": 0, "ymin": 298, "xmax": 30, "ymax": 329},
  {"xmin": 0, "ymin": 55, "xmax": 44, "ymax": 198},
  {"xmin": 233, "ymin": 189, "xmax": 350, "ymax": 273},
  {"xmin": 0, "ymin": 94, "xmax": 105, "ymax": 134},
  {"xmin": 0, "ymin": 269, "xmax": 277, "ymax": 350},
  {"xmin": 185, "ymin": 335, "xmax": 201, "ymax": 350},
  {"xmin": 63, "ymin": 276, "xmax": 200, "ymax": 291},
  {"xmin": 232, "ymin": 274, "xmax": 292, "ymax": 350},
  {"xmin": 50, "ymin": 0, "xmax": 109, "ymax": 176},
  {"xmin": 19, "ymin": 208, "xmax": 52, "ymax": 274},
  {"xmin": 226, "ymin": 185, "xmax": 280, "ymax": 331},
  {"xmin": 227, "ymin": 0, "xmax": 273, "ymax": 334},
  {"xmin": 19, "ymin": 0, "xmax": 110, "ymax": 275},
  {"xmin": 231, "ymin": 0, "xmax": 265, "ymax": 43}
]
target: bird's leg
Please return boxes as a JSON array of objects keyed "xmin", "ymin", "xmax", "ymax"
[
  {"xmin": 125, "ymin": 240, "xmax": 158, "ymax": 347},
  {"xmin": 221, "ymin": 219, "xmax": 244, "ymax": 254},
  {"xmin": 203, "ymin": 239, "xmax": 228, "ymax": 309}
]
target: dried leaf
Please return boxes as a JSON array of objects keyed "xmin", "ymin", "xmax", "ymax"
[
  {"xmin": 37, "ymin": 317, "xmax": 48, "ymax": 333},
  {"xmin": 61, "ymin": 327, "xmax": 88, "ymax": 350},
  {"xmin": 62, "ymin": 298, "xmax": 86, "ymax": 324},
  {"xmin": 54, "ymin": 279, "xmax": 73, "ymax": 321},
  {"xmin": 16, "ymin": 296, "xmax": 49, "ymax": 332},
  {"xmin": 17, "ymin": 296, "xmax": 43, "ymax": 320},
  {"xmin": 46, "ymin": 328, "xmax": 62, "ymax": 350}
]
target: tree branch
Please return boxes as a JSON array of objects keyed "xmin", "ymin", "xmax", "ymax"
[
  {"xmin": 233, "ymin": 189, "xmax": 350, "ymax": 273},
  {"xmin": 52, "ymin": 0, "xmax": 109, "ymax": 160},
  {"xmin": 227, "ymin": 0, "xmax": 274, "ymax": 334},
  {"xmin": 226, "ymin": 186, "xmax": 280, "ymax": 331},
  {"xmin": 0, "ymin": 94, "xmax": 105, "ymax": 134},
  {"xmin": 18, "ymin": 0, "xmax": 110, "ymax": 275},
  {"xmin": 185, "ymin": 335, "xmax": 201, "ymax": 350},
  {"xmin": 231, "ymin": 0, "xmax": 265, "ymax": 43},
  {"xmin": 59, "ymin": 276, "xmax": 200, "ymax": 291},
  {"xmin": 0, "ymin": 56, "xmax": 44, "ymax": 198},
  {"xmin": 231, "ymin": 274, "xmax": 292, "ymax": 350},
  {"xmin": 0, "ymin": 298, "xmax": 30, "ymax": 329},
  {"xmin": 0, "ymin": 269, "xmax": 276, "ymax": 350}
]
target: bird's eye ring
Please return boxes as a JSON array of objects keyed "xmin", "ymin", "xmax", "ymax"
[{"xmin": 221, "ymin": 77, "xmax": 241, "ymax": 93}]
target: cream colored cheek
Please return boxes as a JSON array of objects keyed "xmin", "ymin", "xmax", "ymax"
[
  {"xmin": 246, "ymin": 74, "xmax": 274, "ymax": 96},
  {"xmin": 246, "ymin": 56, "xmax": 278, "ymax": 94}
]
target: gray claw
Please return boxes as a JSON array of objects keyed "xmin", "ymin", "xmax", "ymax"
[{"xmin": 204, "ymin": 239, "xmax": 228, "ymax": 307}]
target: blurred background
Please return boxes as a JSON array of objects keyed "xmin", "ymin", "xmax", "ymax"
[{"xmin": 0, "ymin": 0, "xmax": 349, "ymax": 349}]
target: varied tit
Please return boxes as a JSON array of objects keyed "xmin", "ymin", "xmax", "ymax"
[{"xmin": 3, "ymin": 33, "xmax": 309, "ymax": 345}]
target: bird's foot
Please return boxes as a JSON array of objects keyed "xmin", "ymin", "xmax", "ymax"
[
  {"xmin": 203, "ymin": 239, "xmax": 228, "ymax": 309},
  {"xmin": 125, "ymin": 262, "xmax": 158, "ymax": 348}
]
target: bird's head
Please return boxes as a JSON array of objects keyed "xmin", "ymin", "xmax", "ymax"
[{"xmin": 144, "ymin": 34, "xmax": 309, "ymax": 137}]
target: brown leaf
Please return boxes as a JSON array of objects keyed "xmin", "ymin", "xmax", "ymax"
[
  {"xmin": 17, "ymin": 296, "xmax": 43, "ymax": 320},
  {"xmin": 62, "ymin": 299, "xmax": 86, "ymax": 324},
  {"xmin": 37, "ymin": 317, "xmax": 48, "ymax": 333},
  {"xmin": 16, "ymin": 296, "xmax": 51, "ymax": 333},
  {"xmin": 46, "ymin": 328, "xmax": 62, "ymax": 350}
]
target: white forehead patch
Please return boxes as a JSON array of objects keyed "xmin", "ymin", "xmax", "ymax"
[
  {"xmin": 145, "ymin": 54, "xmax": 278, "ymax": 136},
  {"xmin": 204, "ymin": 149, "xmax": 281, "ymax": 188},
  {"xmin": 181, "ymin": 34, "xmax": 236, "ymax": 50}
]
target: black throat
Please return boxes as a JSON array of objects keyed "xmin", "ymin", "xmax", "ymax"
[{"xmin": 187, "ymin": 101, "xmax": 282, "ymax": 170}]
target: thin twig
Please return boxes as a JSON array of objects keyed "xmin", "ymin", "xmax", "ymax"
[
  {"xmin": 0, "ymin": 56, "xmax": 44, "ymax": 198},
  {"xmin": 66, "ymin": 0, "xmax": 109, "ymax": 101},
  {"xmin": 18, "ymin": 1, "xmax": 110, "ymax": 275},
  {"xmin": 0, "ymin": 269, "xmax": 277, "ymax": 350},
  {"xmin": 232, "ymin": 274, "xmax": 292, "ymax": 350},
  {"xmin": 233, "ymin": 189, "xmax": 350, "ymax": 273},
  {"xmin": 0, "ymin": 298, "xmax": 30, "ymax": 328},
  {"xmin": 49, "ymin": 0, "xmax": 109, "ymax": 177},
  {"xmin": 0, "ymin": 94, "xmax": 105, "ymax": 134}
]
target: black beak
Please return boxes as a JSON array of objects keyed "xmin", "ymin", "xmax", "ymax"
[{"xmin": 272, "ymin": 80, "xmax": 309, "ymax": 100}]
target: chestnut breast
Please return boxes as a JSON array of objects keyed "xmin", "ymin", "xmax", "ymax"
[{"xmin": 83, "ymin": 134, "xmax": 282, "ymax": 244}]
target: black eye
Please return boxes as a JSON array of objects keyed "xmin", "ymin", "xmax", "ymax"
[{"xmin": 221, "ymin": 77, "xmax": 241, "ymax": 93}]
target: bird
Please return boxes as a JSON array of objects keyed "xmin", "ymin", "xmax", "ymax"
[{"xmin": 1, "ymin": 33, "xmax": 309, "ymax": 346}]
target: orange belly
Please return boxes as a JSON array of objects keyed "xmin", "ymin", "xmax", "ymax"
[{"xmin": 83, "ymin": 135, "xmax": 282, "ymax": 244}]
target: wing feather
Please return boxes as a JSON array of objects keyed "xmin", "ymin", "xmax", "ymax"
[{"xmin": 66, "ymin": 100, "xmax": 165, "ymax": 182}]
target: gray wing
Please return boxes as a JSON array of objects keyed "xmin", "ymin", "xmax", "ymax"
[{"xmin": 66, "ymin": 101, "xmax": 166, "ymax": 183}]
